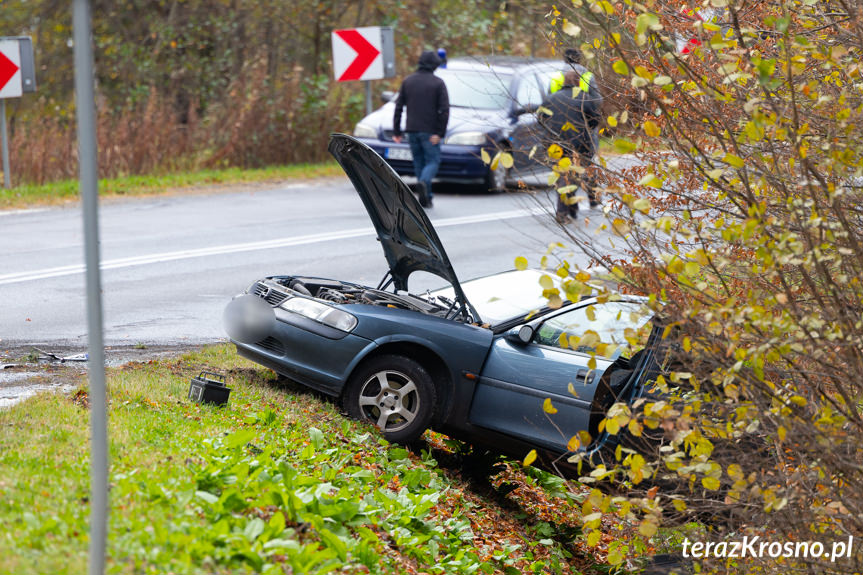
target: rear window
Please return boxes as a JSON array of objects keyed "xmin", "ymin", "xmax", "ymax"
[{"xmin": 436, "ymin": 69, "xmax": 513, "ymax": 110}]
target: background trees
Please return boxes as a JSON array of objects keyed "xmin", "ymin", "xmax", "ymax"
[{"xmin": 0, "ymin": 0, "xmax": 549, "ymax": 184}]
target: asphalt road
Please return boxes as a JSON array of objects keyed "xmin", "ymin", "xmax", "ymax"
[{"xmin": 0, "ymin": 177, "xmax": 611, "ymax": 351}]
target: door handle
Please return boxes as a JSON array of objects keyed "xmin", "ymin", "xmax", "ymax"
[{"xmin": 575, "ymin": 368, "xmax": 595, "ymax": 385}]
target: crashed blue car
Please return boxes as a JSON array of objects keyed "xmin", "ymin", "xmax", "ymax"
[{"xmin": 224, "ymin": 134, "xmax": 662, "ymax": 467}]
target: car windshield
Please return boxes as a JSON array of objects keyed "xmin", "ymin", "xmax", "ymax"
[
  {"xmin": 430, "ymin": 270, "xmax": 558, "ymax": 325},
  {"xmin": 436, "ymin": 69, "xmax": 513, "ymax": 110}
]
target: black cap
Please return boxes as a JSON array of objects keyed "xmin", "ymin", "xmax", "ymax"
[
  {"xmin": 564, "ymin": 48, "xmax": 582, "ymax": 65},
  {"xmin": 418, "ymin": 50, "xmax": 442, "ymax": 71}
]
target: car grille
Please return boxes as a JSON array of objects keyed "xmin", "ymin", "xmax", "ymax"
[
  {"xmin": 256, "ymin": 336, "xmax": 285, "ymax": 356},
  {"xmin": 251, "ymin": 282, "xmax": 289, "ymax": 306}
]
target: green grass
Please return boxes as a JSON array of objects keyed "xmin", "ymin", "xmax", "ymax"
[
  {"xmin": 0, "ymin": 345, "xmax": 612, "ymax": 575},
  {"xmin": 0, "ymin": 162, "xmax": 343, "ymax": 210}
]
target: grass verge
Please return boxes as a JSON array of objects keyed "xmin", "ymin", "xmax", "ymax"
[
  {"xmin": 0, "ymin": 163, "xmax": 343, "ymax": 210},
  {"xmin": 0, "ymin": 344, "xmax": 645, "ymax": 574}
]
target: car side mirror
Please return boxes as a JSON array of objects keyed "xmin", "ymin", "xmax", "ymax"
[
  {"xmin": 381, "ymin": 90, "xmax": 395, "ymax": 103},
  {"xmin": 513, "ymin": 104, "xmax": 537, "ymax": 117},
  {"xmin": 505, "ymin": 324, "xmax": 535, "ymax": 345}
]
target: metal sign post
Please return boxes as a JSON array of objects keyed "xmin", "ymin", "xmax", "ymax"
[
  {"xmin": 1, "ymin": 100, "xmax": 9, "ymax": 188},
  {"xmin": 72, "ymin": 2, "xmax": 108, "ymax": 575}
]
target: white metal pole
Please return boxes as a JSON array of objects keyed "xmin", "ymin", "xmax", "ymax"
[
  {"xmin": 72, "ymin": 1, "xmax": 108, "ymax": 574},
  {"xmin": 1, "ymin": 99, "xmax": 10, "ymax": 188}
]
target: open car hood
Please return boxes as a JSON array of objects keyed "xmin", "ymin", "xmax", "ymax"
[{"xmin": 328, "ymin": 134, "xmax": 480, "ymax": 322}]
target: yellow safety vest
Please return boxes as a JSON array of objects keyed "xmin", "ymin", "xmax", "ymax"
[{"xmin": 549, "ymin": 70, "xmax": 593, "ymax": 95}]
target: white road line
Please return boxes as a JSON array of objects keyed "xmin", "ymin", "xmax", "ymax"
[
  {"xmin": 0, "ymin": 207, "xmax": 547, "ymax": 286},
  {"xmin": 0, "ymin": 208, "xmax": 49, "ymax": 217}
]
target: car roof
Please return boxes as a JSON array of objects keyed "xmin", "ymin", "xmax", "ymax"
[{"xmin": 444, "ymin": 56, "xmax": 560, "ymax": 76}]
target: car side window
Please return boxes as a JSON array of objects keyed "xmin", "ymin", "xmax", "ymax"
[
  {"xmin": 515, "ymin": 75, "xmax": 543, "ymax": 108},
  {"xmin": 533, "ymin": 302, "xmax": 653, "ymax": 360}
]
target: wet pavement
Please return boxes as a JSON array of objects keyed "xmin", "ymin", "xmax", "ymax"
[{"xmin": 0, "ymin": 343, "xmax": 201, "ymax": 409}]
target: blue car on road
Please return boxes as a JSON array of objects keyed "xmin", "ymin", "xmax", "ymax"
[
  {"xmin": 353, "ymin": 56, "xmax": 563, "ymax": 192},
  {"xmin": 224, "ymin": 134, "xmax": 664, "ymax": 470}
]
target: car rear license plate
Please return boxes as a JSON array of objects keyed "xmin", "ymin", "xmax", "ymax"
[{"xmin": 387, "ymin": 148, "xmax": 413, "ymax": 161}]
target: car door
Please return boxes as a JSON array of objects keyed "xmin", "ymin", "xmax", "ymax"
[
  {"xmin": 508, "ymin": 67, "xmax": 562, "ymax": 183},
  {"xmin": 468, "ymin": 300, "xmax": 652, "ymax": 453}
]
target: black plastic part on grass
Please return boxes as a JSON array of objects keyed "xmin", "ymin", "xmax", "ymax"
[{"xmin": 188, "ymin": 371, "xmax": 231, "ymax": 406}]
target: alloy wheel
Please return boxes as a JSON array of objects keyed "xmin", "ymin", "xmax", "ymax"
[{"xmin": 357, "ymin": 370, "xmax": 420, "ymax": 433}]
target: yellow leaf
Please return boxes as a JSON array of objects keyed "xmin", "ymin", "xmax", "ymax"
[
  {"xmin": 539, "ymin": 274, "xmax": 554, "ymax": 289},
  {"xmin": 523, "ymin": 449, "xmax": 537, "ymax": 467},
  {"xmin": 628, "ymin": 418, "xmax": 643, "ymax": 437},
  {"xmin": 587, "ymin": 530, "xmax": 601, "ymax": 546},
  {"xmin": 514, "ymin": 256, "xmax": 528, "ymax": 270},
  {"xmin": 585, "ymin": 306, "xmax": 596, "ymax": 321},
  {"xmin": 638, "ymin": 174, "xmax": 663, "ymax": 188},
  {"xmin": 490, "ymin": 152, "xmax": 500, "ymax": 171},
  {"xmin": 562, "ymin": 19, "xmax": 581, "ymax": 37},
  {"xmin": 480, "ymin": 148, "xmax": 491, "ymax": 165},
  {"xmin": 605, "ymin": 418, "xmax": 620, "ymax": 435},
  {"xmin": 612, "ymin": 60, "xmax": 629, "ymax": 75},
  {"xmin": 702, "ymin": 476, "xmax": 721, "ymax": 490},
  {"xmin": 643, "ymin": 120, "xmax": 660, "ymax": 137},
  {"xmin": 639, "ymin": 519, "xmax": 658, "ymax": 537},
  {"xmin": 556, "ymin": 157, "xmax": 572, "ymax": 172},
  {"xmin": 567, "ymin": 435, "xmax": 581, "ymax": 452},
  {"xmin": 547, "ymin": 144, "xmax": 564, "ymax": 159},
  {"xmin": 724, "ymin": 153, "xmax": 745, "ymax": 168},
  {"xmin": 567, "ymin": 382, "xmax": 578, "ymax": 397},
  {"xmin": 543, "ymin": 397, "xmax": 558, "ymax": 414},
  {"xmin": 558, "ymin": 332, "xmax": 569, "ymax": 348},
  {"xmin": 612, "ymin": 218, "xmax": 631, "ymax": 236},
  {"xmin": 500, "ymin": 152, "xmax": 514, "ymax": 169},
  {"xmin": 596, "ymin": 343, "xmax": 617, "ymax": 358},
  {"xmin": 607, "ymin": 115, "xmax": 618, "ymax": 127},
  {"xmin": 632, "ymin": 197, "xmax": 651, "ymax": 212},
  {"xmin": 683, "ymin": 337, "xmax": 691, "ymax": 352},
  {"xmin": 580, "ymin": 330, "xmax": 599, "ymax": 347},
  {"xmin": 684, "ymin": 261, "xmax": 700, "ymax": 276},
  {"xmin": 777, "ymin": 426, "xmax": 787, "ymax": 441}
]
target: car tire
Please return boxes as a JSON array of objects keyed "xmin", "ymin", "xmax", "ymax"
[
  {"xmin": 484, "ymin": 163, "xmax": 509, "ymax": 193},
  {"xmin": 343, "ymin": 354, "xmax": 436, "ymax": 444}
]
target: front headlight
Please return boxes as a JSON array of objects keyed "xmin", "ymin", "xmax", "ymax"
[
  {"xmin": 445, "ymin": 131, "xmax": 487, "ymax": 146},
  {"xmin": 280, "ymin": 297, "xmax": 358, "ymax": 332},
  {"xmin": 353, "ymin": 123, "xmax": 377, "ymax": 139}
]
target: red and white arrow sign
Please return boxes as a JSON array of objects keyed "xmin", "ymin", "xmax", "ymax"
[
  {"xmin": 0, "ymin": 40, "xmax": 22, "ymax": 99},
  {"xmin": 332, "ymin": 27, "xmax": 383, "ymax": 82}
]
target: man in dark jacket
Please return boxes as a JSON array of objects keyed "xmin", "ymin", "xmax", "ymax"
[
  {"xmin": 540, "ymin": 65, "xmax": 603, "ymax": 221},
  {"xmin": 392, "ymin": 51, "xmax": 449, "ymax": 208}
]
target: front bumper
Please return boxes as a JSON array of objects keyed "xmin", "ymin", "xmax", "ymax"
[
  {"xmin": 225, "ymin": 294, "xmax": 376, "ymax": 395},
  {"xmin": 358, "ymin": 138, "xmax": 492, "ymax": 182}
]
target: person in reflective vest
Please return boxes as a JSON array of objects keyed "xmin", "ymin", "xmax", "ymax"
[{"xmin": 542, "ymin": 49, "xmax": 603, "ymax": 221}]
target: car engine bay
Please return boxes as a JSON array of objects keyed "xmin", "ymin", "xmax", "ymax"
[{"xmin": 252, "ymin": 275, "xmax": 471, "ymax": 322}]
